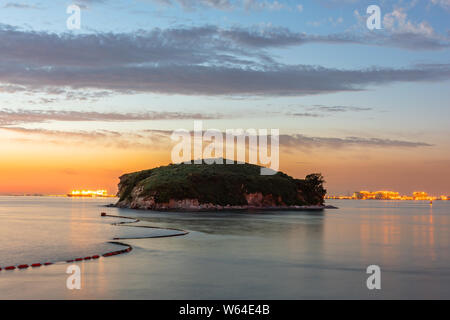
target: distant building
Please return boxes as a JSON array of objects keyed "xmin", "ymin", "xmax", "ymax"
[
  {"xmin": 68, "ymin": 189, "xmax": 110, "ymax": 197},
  {"xmin": 352, "ymin": 190, "xmax": 400, "ymax": 200},
  {"xmin": 332, "ymin": 190, "xmax": 444, "ymax": 201},
  {"xmin": 413, "ymin": 192, "xmax": 428, "ymax": 200}
]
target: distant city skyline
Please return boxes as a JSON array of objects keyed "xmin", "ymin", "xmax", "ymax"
[
  {"xmin": 0, "ymin": 0, "xmax": 449, "ymax": 195},
  {"xmin": 328, "ymin": 190, "xmax": 449, "ymax": 200}
]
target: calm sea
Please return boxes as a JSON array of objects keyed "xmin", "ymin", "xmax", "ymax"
[{"xmin": 0, "ymin": 196, "xmax": 449, "ymax": 299}]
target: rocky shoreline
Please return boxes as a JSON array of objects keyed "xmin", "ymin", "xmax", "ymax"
[
  {"xmin": 113, "ymin": 195, "xmax": 337, "ymax": 211},
  {"xmin": 113, "ymin": 203, "xmax": 329, "ymax": 211}
]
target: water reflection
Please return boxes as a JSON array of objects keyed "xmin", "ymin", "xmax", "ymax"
[
  {"xmin": 2, "ymin": 198, "xmax": 450, "ymax": 299},
  {"xmin": 133, "ymin": 210, "xmax": 325, "ymax": 237}
]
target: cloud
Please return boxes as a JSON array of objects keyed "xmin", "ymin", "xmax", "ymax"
[
  {"xmin": 305, "ymin": 105, "xmax": 372, "ymax": 113},
  {"xmin": 352, "ymin": 6, "xmax": 449, "ymax": 50},
  {"xmin": 0, "ymin": 126, "xmax": 172, "ymax": 150},
  {"xmin": 1, "ymin": 126, "xmax": 433, "ymax": 151},
  {"xmin": 0, "ymin": 109, "xmax": 225, "ymax": 126},
  {"xmin": 383, "ymin": 8, "xmax": 433, "ymax": 35},
  {"xmin": 2, "ymin": 61, "xmax": 450, "ymax": 96},
  {"xmin": 278, "ymin": 134, "xmax": 433, "ymax": 149},
  {"xmin": 0, "ymin": 25, "xmax": 259, "ymax": 68},
  {"xmin": 0, "ymin": 24, "xmax": 449, "ymax": 97},
  {"xmin": 285, "ymin": 112, "xmax": 323, "ymax": 118},
  {"xmin": 280, "ymin": 104, "xmax": 372, "ymax": 118},
  {"xmin": 151, "ymin": 0, "xmax": 293, "ymax": 11},
  {"xmin": 1, "ymin": 23, "xmax": 445, "ymax": 79},
  {"xmin": 73, "ymin": 0, "xmax": 107, "ymax": 4},
  {"xmin": 2, "ymin": 126, "xmax": 112, "ymax": 139},
  {"xmin": 2, "ymin": 3, "xmax": 42, "ymax": 9},
  {"xmin": 150, "ymin": 0, "xmax": 232, "ymax": 10},
  {"xmin": 377, "ymin": 7, "xmax": 447, "ymax": 50},
  {"xmin": 19, "ymin": 90, "xmax": 115, "ymax": 104},
  {"xmin": 219, "ymin": 26, "xmax": 361, "ymax": 48},
  {"xmin": 430, "ymin": 0, "xmax": 450, "ymax": 10},
  {"xmin": 282, "ymin": 104, "xmax": 372, "ymax": 118},
  {"xmin": 316, "ymin": 0, "xmax": 359, "ymax": 6},
  {"xmin": 243, "ymin": 0, "xmax": 286, "ymax": 11}
]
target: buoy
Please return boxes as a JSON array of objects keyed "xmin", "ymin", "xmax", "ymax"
[{"xmin": 0, "ymin": 214, "xmax": 147, "ymax": 273}]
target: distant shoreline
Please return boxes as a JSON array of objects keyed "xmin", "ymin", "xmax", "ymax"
[{"xmin": 326, "ymin": 198, "xmax": 448, "ymax": 201}]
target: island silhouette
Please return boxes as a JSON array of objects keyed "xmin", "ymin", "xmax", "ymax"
[{"xmin": 115, "ymin": 160, "xmax": 326, "ymax": 211}]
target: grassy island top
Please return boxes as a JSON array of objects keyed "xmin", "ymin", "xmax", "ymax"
[{"xmin": 117, "ymin": 160, "xmax": 326, "ymax": 206}]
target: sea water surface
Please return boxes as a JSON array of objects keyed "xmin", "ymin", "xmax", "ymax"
[{"xmin": 0, "ymin": 196, "xmax": 449, "ymax": 299}]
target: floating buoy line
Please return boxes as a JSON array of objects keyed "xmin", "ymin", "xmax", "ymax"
[{"xmin": 0, "ymin": 212, "xmax": 189, "ymax": 272}]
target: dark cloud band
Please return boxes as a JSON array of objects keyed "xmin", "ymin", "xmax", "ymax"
[
  {"xmin": 0, "ymin": 24, "xmax": 449, "ymax": 96},
  {"xmin": 0, "ymin": 127, "xmax": 432, "ymax": 150},
  {"xmin": 0, "ymin": 109, "xmax": 225, "ymax": 126}
]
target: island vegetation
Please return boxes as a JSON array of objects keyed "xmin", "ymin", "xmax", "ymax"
[{"xmin": 115, "ymin": 160, "xmax": 326, "ymax": 211}]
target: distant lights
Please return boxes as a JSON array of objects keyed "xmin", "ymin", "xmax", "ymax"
[
  {"xmin": 70, "ymin": 189, "xmax": 108, "ymax": 197},
  {"xmin": 326, "ymin": 190, "xmax": 448, "ymax": 201}
]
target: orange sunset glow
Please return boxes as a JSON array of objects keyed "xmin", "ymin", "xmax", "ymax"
[{"xmin": 1, "ymin": 126, "xmax": 449, "ymax": 196}]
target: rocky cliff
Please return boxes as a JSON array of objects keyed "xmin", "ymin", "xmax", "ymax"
[{"xmin": 115, "ymin": 161, "xmax": 326, "ymax": 211}]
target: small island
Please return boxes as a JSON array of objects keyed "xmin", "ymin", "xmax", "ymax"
[{"xmin": 115, "ymin": 160, "xmax": 327, "ymax": 211}]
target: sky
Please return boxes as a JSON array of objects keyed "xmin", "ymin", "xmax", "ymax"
[{"xmin": 0, "ymin": 0, "xmax": 449, "ymax": 195}]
